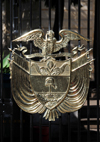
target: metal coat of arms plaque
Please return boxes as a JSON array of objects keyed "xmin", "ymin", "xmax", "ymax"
[{"xmin": 9, "ymin": 29, "xmax": 93, "ymax": 121}]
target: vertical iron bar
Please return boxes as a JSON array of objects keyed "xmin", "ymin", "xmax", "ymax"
[
  {"xmin": 58, "ymin": 0, "xmax": 61, "ymax": 31},
  {"xmin": 68, "ymin": 0, "xmax": 71, "ymax": 29},
  {"xmin": 87, "ymin": 90, "xmax": 90, "ymax": 142},
  {"xmin": 10, "ymin": 0, "xmax": 13, "ymax": 101},
  {"xmin": 78, "ymin": 1, "xmax": 81, "ymax": 142},
  {"xmin": 30, "ymin": 115, "xmax": 33, "ymax": 142},
  {"xmin": 48, "ymin": 1, "xmax": 51, "ymax": 141},
  {"xmin": 30, "ymin": 0, "xmax": 32, "ymax": 30},
  {"xmin": 10, "ymin": 114, "xmax": 13, "ymax": 142},
  {"xmin": 78, "ymin": 0, "xmax": 80, "ymax": 33},
  {"xmin": 19, "ymin": 0, "xmax": 22, "ymax": 37},
  {"xmin": 94, "ymin": 0, "xmax": 100, "ymax": 140},
  {"xmin": 10, "ymin": 0, "xmax": 12, "ymax": 50},
  {"xmin": 0, "ymin": 115, "xmax": 3, "ymax": 142},
  {"xmin": 39, "ymin": 114, "xmax": 42, "ymax": 142},
  {"xmin": 49, "ymin": 121, "xmax": 51, "ymax": 142},
  {"xmin": 49, "ymin": 0, "xmax": 51, "ymax": 30},
  {"xmin": 10, "ymin": 7, "xmax": 13, "ymax": 138},
  {"xmin": 12, "ymin": 0, "xmax": 14, "ymax": 31},
  {"xmin": 68, "ymin": 1, "xmax": 71, "ymax": 142},
  {"xmin": 78, "ymin": 110, "xmax": 81, "ymax": 142},
  {"xmin": 78, "ymin": 0, "xmax": 81, "ymax": 45},
  {"xmin": 87, "ymin": 0, "xmax": 90, "ymax": 47},
  {"xmin": 29, "ymin": 39, "xmax": 32, "ymax": 55},
  {"xmin": 39, "ymin": 0, "xmax": 41, "ymax": 54},
  {"xmin": 29, "ymin": 1, "xmax": 33, "ymax": 142},
  {"xmin": 30, "ymin": 0, "xmax": 32, "ymax": 54},
  {"xmin": 58, "ymin": 1, "xmax": 62, "ymax": 142},
  {"xmin": 0, "ymin": 0, "xmax": 3, "ymax": 141},
  {"xmin": 39, "ymin": 1, "xmax": 42, "ymax": 139},
  {"xmin": 0, "ymin": 0, "xmax": 3, "ymax": 101},
  {"xmin": 68, "ymin": 0, "xmax": 71, "ymax": 53},
  {"xmin": 59, "ymin": 115, "xmax": 62, "ymax": 142},
  {"xmin": 10, "ymin": 0, "xmax": 13, "ymax": 141},
  {"xmin": 96, "ymin": 0, "xmax": 100, "ymax": 141},
  {"xmin": 68, "ymin": 114, "xmax": 71, "ymax": 142},
  {"xmin": 19, "ymin": 0, "xmax": 23, "ymax": 142},
  {"xmin": 39, "ymin": 0, "xmax": 41, "ymax": 29},
  {"xmin": 87, "ymin": 0, "xmax": 90, "ymax": 142},
  {"xmin": 20, "ymin": 109, "xmax": 23, "ymax": 142}
]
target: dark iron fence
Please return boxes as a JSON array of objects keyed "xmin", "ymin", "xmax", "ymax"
[{"xmin": 0, "ymin": 0, "xmax": 100, "ymax": 142}]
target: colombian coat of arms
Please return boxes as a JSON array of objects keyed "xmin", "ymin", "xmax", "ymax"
[{"xmin": 9, "ymin": 29, "xmax": 93, "ymax": 121}]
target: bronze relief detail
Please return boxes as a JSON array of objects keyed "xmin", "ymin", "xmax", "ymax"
[{"xmin": 9, "ymin": 29, "xmax": 94, "ymax": 121}]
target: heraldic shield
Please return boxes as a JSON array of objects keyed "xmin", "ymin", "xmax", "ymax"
[
  {"xmin": 9, "ymin": 29, "xmax": 94, "ymax": 121},
  {"xmin": 30, "ymin": 58, "xmax": 71, "ymax": 110}
]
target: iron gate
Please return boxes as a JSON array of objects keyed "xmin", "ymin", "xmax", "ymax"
[{"xmin": 0, "ymin": 0, "xmax": 100, "ymax": 142}]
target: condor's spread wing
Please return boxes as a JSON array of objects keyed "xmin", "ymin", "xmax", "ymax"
[
  {"xmin": 54, "ymin": 29, "xmax": 90, "ymax": 53},
  {"xmin": 13, "ymin": 29, "xmax": 46, "ymax": 50},
  {"xmin": 57, "ymin": 64, "xmax": 90, "ymax": 113},
  {"xmin": 11, "ymin": 52, "xmax": 46, "ymax": 114},
  {"xmin": 56, "ymin": 48, "xmax": 93, "ymax": 114}
]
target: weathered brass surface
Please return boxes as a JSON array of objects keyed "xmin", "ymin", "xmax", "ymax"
[{"xmin": 10, "ymin": 29, "xmax": 93, "ymax": 121}]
